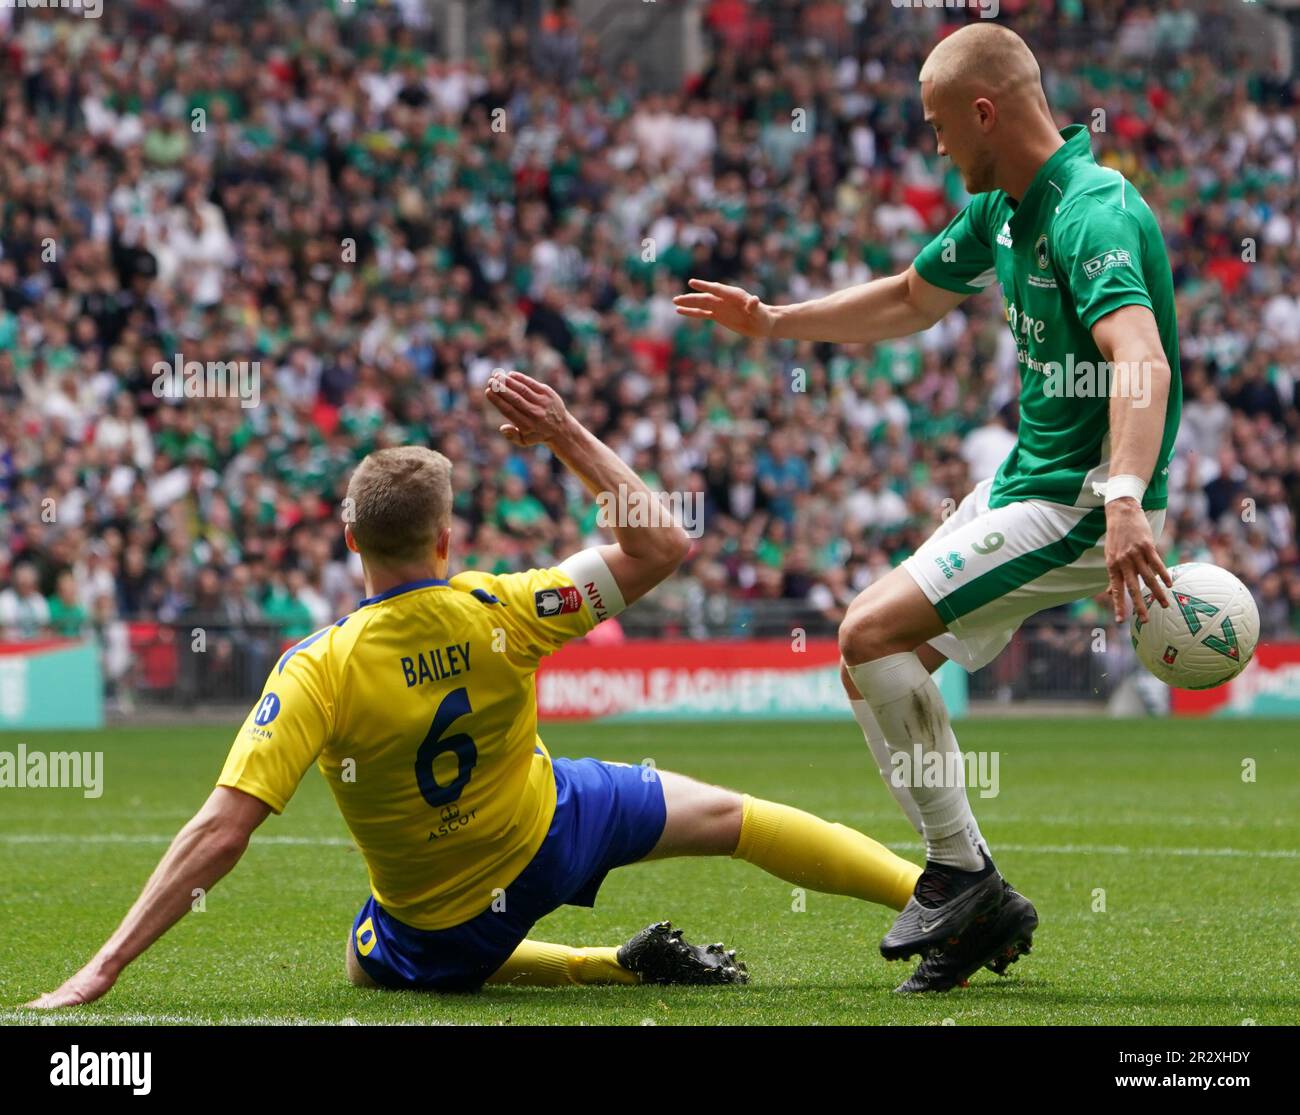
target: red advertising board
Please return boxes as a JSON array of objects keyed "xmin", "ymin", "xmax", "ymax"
[
  {"xmin": 535, "ymin": 638, "xmax": 845, "ymax": 720},
  {"xmin": 1171, "ymin": 642, "xmax": 1300, "ymax": 717}
]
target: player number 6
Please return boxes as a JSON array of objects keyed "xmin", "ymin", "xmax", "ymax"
[{"xmin": 414, "ymin": 688, "xmax": 479, "ymax": 808}]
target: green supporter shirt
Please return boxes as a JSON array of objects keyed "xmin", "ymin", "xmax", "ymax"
[
  {"xmin": 47, "ymin": 598, "xmax": 87, "ymax": 638},
  {"xmin": 262, "ymin": 591, "xmax": 316, "ymax": 641},
  {"xmin": 912, "ymin": 125, "xmax": 1181, "ymax": 512}
]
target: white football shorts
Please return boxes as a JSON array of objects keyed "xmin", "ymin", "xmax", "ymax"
[{"xmin": 903, "ymin": 478, "xmax": 1165, "ymax": 672}]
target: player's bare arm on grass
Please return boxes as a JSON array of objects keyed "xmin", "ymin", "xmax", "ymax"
[
  {"xmin": 25, "ymin": 787, "xmax": 270, "ymax": 1009},
  {"xmin": 672, "ymin": 266, "xmax": 967, "ymax": 344},
  {"xmin": 1092, "ymin": 304, "xmax": 1174, "ymax": 623},
  {"xmin": 485, "ymin": 370, "xmax": 689, "ymax": 603}
]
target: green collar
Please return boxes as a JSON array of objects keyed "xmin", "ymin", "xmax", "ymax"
[{"xmin": 1007, "ymin": 124, "xmax": 1093, "ymax": 235}]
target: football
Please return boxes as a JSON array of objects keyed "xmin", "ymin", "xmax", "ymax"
[{"xmin": 1130, "ymin": 562, "xmax": 1260, "ymax": 690}]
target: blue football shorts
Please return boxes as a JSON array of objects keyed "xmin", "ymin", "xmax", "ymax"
[{"xmin": 350, "ymin": 756, "xmax": 667, "ymax": 992}]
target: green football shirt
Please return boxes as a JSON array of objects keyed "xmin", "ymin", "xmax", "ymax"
[{"xmin": 913, "ymin": 124, "xmax": 1181, "ymax": 511}]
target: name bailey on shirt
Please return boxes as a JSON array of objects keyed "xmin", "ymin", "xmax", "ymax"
[{"xmin": 401, "ymin": 642, "xmax": 473, "ymax": 687}]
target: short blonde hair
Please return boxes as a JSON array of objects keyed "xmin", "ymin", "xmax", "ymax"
[
  {"xmin": 919, "ymin": 23, "xmax": 1041, "ymax": 99},
  {"xmin": 345, "ymin": 446, "xmax": 452, "ymax": 563}
]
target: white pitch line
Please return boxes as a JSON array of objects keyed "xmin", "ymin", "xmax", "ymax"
[
  {"xmin": 0, "ymin": 833, "xmax": 353, "ymax": 846},
  {"xmin": 0, "ymin": 1010, "xmax": 457, "ymax": 1027},
  {"xmin": 890, "ymin": 841, "xmax": 1300, "ymax": 860},
  {"xmin": 1, "ymin": 833, "xmax": 1297, "ymax": 859},
  {"xmin": 0, "ymin": 1010, "xmax": 322, "ymax": 1026}
]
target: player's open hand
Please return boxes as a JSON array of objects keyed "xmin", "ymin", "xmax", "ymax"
[
  {"xmin": 1105, "ymin": 498, "xmax": 1173, "ymax": 624},
  {"xmin": 25, "ymin": 963, "xmax": 116, "ymax": 1010},
  {"xmin": 673, "ymin": 279, "xmax": 775, "ymax": 338},
  {"xmin": 484, "ymin": 370, "xmax": 575, "ymax": 449}
]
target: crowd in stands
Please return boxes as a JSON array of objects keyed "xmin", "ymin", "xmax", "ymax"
[{"xmin": 1, "ymin": 0, "xmax": 1297, "ymax": 705}]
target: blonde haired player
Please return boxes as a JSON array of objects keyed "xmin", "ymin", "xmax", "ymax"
[
  {"xmin": 30, "ymin": 370, "xmax": 925, "ymax": 1005},
  {"xmin": 676, "ymin": 23, "xmax": 1180, "ymax": 991}
]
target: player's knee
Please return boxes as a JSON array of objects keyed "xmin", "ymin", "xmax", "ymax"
[
  {"xmin": 838, "ymin": 603, "xmax": 891, "ymax": 665},
  {"xmin": 683, "ymin": 781, "xmax": 743, "ymax": 854},
  {"xmin": 839, "ymin": 593, "xmax": 932, "ymax": 666},
  {"xmin": 707, "ymin": 788, "xmax": 744, "ymax": 854},
  {"xmin": 345, "ymin": 937, "xmax": 378, "ymax": 988},
  {"xmin": 659, "ymin": 771, "xmax": 743, "ymax": 856}
]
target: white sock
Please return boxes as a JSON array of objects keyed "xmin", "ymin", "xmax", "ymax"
[
  {"xmin": 850, "ymin": 693, "xmax": 991, "ymax": 866},
  {"xmin": 847, "ymin": 652, "xmax": 989, "ymax": 872},
  {"xmin": 850, "ymin": 698, "xmax": 924, "ymax": 836}
]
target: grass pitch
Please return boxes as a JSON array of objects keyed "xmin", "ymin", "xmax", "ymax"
[{"xmin": 1, "ymin": 719, "xmax": 1297, "ymax": 1026}]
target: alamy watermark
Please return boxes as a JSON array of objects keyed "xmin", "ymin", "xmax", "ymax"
[
  {"xmin": 1, "ymin": 0, "xmax": 103, "ymax": 18},
  {"xmin": 0, "ymin": 744, "xmax": 103, "ymax": 798},
  {"xmin": 153, "ymin": 353, "xmax": 261, "ymax": 409},
  {"xmin": 892, "ymin": 0, "xmax": 999, "ymax": 19},
  {"xmin": 1037, "ymin": 355, "xmax": 1156, "ymax": 408},
  {"xmin": 596, "ymin": 483, "xmax": 704, "ymax": 539},
  {"xmin": 50, "ymin": 1047, "xmax": 150, "ymax": 1095},
  {"xmin": 889, "ymin": 745, "xmax": 1000, "ymax": 799}
]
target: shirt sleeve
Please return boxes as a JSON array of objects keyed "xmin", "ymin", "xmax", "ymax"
[
  {"xmin": 451, "ymin": 567, "xmax": 597, "ymax": 668},
  {"xmin": 911, "ymin": 194, "xmax": 996, "ymax": 294},
  {"xmin": 1054, "ymin": 196, "xmax": 1153, "ymax": 331},
  {"xmin": 216, "ymin": 645, "xmax": 334, "ymax": 814}
]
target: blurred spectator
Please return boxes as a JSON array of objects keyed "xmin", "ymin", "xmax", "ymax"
[
  {"xmin": 0, "ymin": 565, "xmax": 50, "ymax": 640},
  {"xmin": 0, "ymin": 0, "xmax": 1295, "ymax": 705},
  {"xmin": 47, "ymin": 570, "xmax": 88, "ymax": 638}
]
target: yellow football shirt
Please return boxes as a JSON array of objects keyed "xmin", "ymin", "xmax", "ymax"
[{"xmin": 217, "ymin": 568, "xmax": 596, "ymax": 930}]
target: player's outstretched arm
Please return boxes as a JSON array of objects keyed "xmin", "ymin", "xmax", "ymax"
[
  {"xmin": 486, "ymin": 370, "xmax": 690, "ymax": 605},
  {"xmin": 671, "ymin": 265, "xmax": 967, "ymax": 345},
  {"xmin": 25, "ymin": 787, "xmax": 271, "ymax": 1009},
  {"xmin": 1091, "ymin": 303, "xmax": 1175, "ymax": 624}
]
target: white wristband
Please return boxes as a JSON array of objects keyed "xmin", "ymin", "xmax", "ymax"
[
  {"xmin": 1103, "ymin": 474, "xmax": 1147, "ymax": 505},
  {"xmin": 558, "ymin": 547, "xmax": 626, "ymax": 625}
]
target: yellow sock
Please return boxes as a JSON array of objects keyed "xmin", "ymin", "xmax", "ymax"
[
  {"xmin": 732, "ymin": 795, "xmax": 921, "ymax": 910},
  {"xmin": 485, "ymin": 939, "xmax": 639, "ymax": 986}
]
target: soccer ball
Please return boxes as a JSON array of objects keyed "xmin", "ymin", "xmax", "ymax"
[{"xmin": 1130, "ymin": 562, "xmax": 1259, "ymax": 690}]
